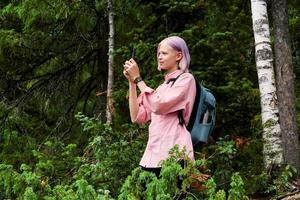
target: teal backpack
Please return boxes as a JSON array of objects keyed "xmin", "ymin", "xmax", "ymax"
[{"xmin": 168, "ymin": 73, "xmax": 216, "ymax": 148}]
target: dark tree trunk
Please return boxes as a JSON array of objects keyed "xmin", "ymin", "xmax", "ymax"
[{"xmin": 272, "ymin": 0, "xmax": 300, "ymax": 170}]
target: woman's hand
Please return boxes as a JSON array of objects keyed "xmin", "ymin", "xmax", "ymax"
[
  {"xmin": 123, "ymin": 69, "xmax": 132, "ymax": 82},
  {"xmin": 123, "ymin": 62, "xmax": 134, "ymax": 83},
  {"xmin": 123, "ymin": 59, "xmax": 140, "ymax": 81}
]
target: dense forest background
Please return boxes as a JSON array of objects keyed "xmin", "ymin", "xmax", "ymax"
[{"xmin": 0, "ymin": 0, "xmax": 299, "ymax": 199}]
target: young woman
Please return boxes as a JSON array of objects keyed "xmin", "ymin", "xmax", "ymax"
[{"xmin": 123, "ymin": 36, "xmax": 196, "ymax": 176}]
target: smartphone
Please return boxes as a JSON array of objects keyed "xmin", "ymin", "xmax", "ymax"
[{"xmin": 129, "ymin": 48, "xmax": 135, "ymax": 60}]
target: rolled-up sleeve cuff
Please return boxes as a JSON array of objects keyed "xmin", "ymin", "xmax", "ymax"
[
  {"xmin": 133, "ymin": 87, "xmax": 154, "ymax": 124},
  {"xmin": 138, "ymin": 87, "xmax": 154, "ymax": 104},
  {"xmin": 142, "ymin": 87, "xmax": 154, "ymax": 95}
]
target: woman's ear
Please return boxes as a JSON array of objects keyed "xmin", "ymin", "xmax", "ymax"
[{"xmin": 176, "ymin": 52, "xmax": 183, "ymax": 61}]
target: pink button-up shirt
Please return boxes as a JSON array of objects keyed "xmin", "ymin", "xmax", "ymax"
[{"xmin": 134, "ymin": 70, "xmax": 196, "ymax": 168}]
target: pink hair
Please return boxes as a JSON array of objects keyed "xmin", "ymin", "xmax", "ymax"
[{"xmin": 157, "ymin": 36, "xmax": 190, "ymax": 72}]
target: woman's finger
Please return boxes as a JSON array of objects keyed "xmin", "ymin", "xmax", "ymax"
[
  {"xmin": 129, "ymin": 58, "xmax": 136, "ymax": 64},
  {"xmin": 125, "ymin": 60, "xmax": 132, "ymax": 65}
]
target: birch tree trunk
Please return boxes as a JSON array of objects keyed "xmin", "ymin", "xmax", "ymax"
[
  {"xmin": 272, "ymin": 0, "xmax": 300, "ymax": 170},
  {"xmin": 106, "ymin": 0, "xmax": 114, "ymax": 124},
  {"xmin": 250, "ymin": 0, "xmax": 284, "ymax": 170}
]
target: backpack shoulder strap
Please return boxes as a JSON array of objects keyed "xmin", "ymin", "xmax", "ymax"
[
  {"xmin": 166, "ymin": 72, "xmax": 185, "ymax": 86},
  {"xmin": 186, "ymin": 77, "xmax": 201, "ymax": 131},
  {"xmin": 177, "ymin": 75, "xmax": 200, "ymax": 128},
  {"xmin": 166, "ymin": 72, "xmax": 185, "ymax": 125}
]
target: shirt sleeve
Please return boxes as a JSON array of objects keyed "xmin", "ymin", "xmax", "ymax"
[
  {"xmin": 139, "ymin": 73, "xmax": 195, "ymax": 115},
  {"xmin": 132, "ymin": 87, "xmax": 153, "ymax": 124}
]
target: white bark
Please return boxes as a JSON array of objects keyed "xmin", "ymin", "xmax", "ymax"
[
  {"xmin": 250, "ymin": 0, "xmax": 283, "ymax": 169},
  {"xmin": 106, "ymin": 0, "xmax": 114, "ymax": 124}
]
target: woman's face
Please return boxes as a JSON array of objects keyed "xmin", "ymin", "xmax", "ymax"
[{"xmin": 157, "ymin": 42, "xmax": 182, "ymax": 73}]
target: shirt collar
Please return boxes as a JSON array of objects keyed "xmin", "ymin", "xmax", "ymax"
[{"xmin": 164, "ymin": 69, "xmax": 183, "ymax": 81}]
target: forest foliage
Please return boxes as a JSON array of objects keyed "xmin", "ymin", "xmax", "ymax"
[{"xmin": 0, "ymin": 0, "xmax": 300, "ymax": 199}]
